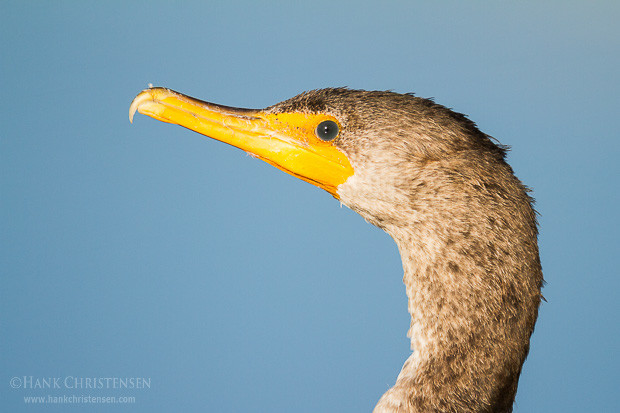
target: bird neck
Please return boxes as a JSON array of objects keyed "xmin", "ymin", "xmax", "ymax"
[
  {"xmin": 338, "ymin": 153, "xmax": 542, "ymax": 412},
  {"xmin": 373, "ymin": 222, "xmax": 539, "ymax": 413}
]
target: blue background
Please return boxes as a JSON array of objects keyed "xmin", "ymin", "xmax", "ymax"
[{"xmin": 2, "ymin": 1, "xmax": 618, "ymax": 411}]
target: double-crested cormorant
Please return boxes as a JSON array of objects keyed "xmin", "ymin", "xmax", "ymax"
[{"xmin": 129, "ymin": 87, "xmax": 543, "ymax": 413}]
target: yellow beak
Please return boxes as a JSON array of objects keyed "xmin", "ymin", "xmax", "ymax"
[{"xmin": 129, "ymin": 87, "xmax": 353, "ymax": 198}]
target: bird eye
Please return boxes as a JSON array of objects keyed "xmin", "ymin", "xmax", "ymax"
[{"xmin": 315, "ymin": 120, "xmax": 339, "ymax": 141}]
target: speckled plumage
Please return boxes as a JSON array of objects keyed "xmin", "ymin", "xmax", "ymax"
[{"xmin": 271, "ymin": 89, "xmax": 544, "ymax": 412}]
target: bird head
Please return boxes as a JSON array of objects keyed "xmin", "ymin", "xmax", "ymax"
[{"xmin": 129, "ymin": 87, "xmax": 510, "ymax": 231}]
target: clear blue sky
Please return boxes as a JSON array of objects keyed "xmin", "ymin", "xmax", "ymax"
[{"xmin": 1, "ymin": 1, "xmax": 618, "ymax": 411}]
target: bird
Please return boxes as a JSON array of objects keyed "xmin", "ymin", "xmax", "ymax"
[{"xmin": 129, "ymin": 87, "xmax": 543, "ymax": 413}]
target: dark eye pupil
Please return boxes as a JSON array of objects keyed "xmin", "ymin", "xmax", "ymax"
[{"xmin": 316, "ymin": 120, "xmax": 339, "ymax": 141}]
